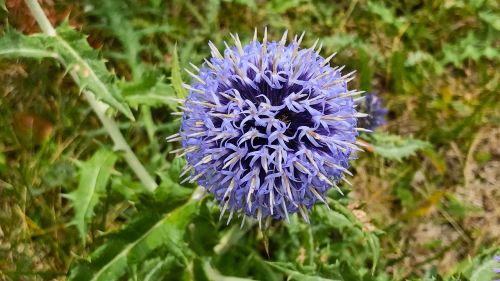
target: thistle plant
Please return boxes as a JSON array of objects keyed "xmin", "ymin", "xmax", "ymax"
[
  {"xmin": 495, "ymin": 256, "xmax": 500, "ymax": 280},
  {"xmin": 168, "ymin": 30, "xmax": 368, "ymax": 225},
  {"xmin": 356, "ymin": 92, "xmax": 387, "ymax": 131},
  {"xmin": 2, "ymin": 0, "xmax": 497, "ymax": 279}
]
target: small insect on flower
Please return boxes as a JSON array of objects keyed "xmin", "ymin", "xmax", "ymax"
[
  {"xmin": 355, "ymin": 92, "xmax": 387, "ymax": 132},
  {"xmin": 170, "ymin": 29, "xmax": 367, "ymax": 226}
]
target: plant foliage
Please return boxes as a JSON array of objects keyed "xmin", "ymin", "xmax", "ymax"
[{"xmin": 0, "ymin": 0, "xmax": 498, "ymax": 280}]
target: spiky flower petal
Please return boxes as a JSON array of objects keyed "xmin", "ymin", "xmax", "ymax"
[{"xmin": 175, "ymin": 30, "xmax": 364, "ymax": 223}]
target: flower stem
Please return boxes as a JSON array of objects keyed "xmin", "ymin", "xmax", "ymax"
[
  {"xmin": 85, "ymin": 93, "xmax": 158, "ymax": 191},
  {"xmin": 24, "ymin": 0, "xmax": 158, "ymax": 192},
  {"xmin": 24, "ymin": 0, "xmax": 56, "ymax": 36}
]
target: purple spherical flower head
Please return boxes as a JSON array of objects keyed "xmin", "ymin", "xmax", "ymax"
[
  {"xmin": 355, "ymin": 92, "xmax": 387, "ymax": 131},
  {"xmin": 495, "ymin": 255, "xmax": 500, "ymax": 279},
  {"xmin": 171, "ymin": 29, "xmax": 366, "ymax": 225}
]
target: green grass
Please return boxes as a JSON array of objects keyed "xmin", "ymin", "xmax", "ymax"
[{"xmin": 0, "ymin": 0, "xmax": 499, "ymax": 280}]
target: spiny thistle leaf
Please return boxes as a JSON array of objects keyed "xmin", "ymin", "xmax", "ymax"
[
  {"xmin": 68, "ymin": 199, "xmax": 199, "ymax": 281},
  {"xmin": 136, "ymin": 256, "xmax": 179, "ymax": 281},
  {"xmin": 171, "ymin": 44, "xmax": 188, "ymax": 98},
  {"xmin": 53, "ymin": 22, "xmax": 134, "ymax": 120},
  {"xmin": 469, "ymin": 256, "xmax": 500, "ymax": 281},
  {"xmin": 0, "ymin": 24, "xmax": 134, "ymax": 120},
  {"xmin": 119, "ymin": 70, "xmax": 177, "ymax": 110},
  {"xmin": 449, "ymin": 249, "xmax": 500, "ymax": 281},
  {"xmin": 64, "ymin": 149, "xmax": 117, "ymax": 242},
  {"xmin": 370, "ymin": 132, "xmax": 431, "ymax": 161},
  {"xmin": 441, "ymin": 31, "xmax": 500, "ymax": 68},
  {"xmin": 318, "ymin": 202, "xmax": 381, "ymax": 273},
  {"xmin": 86, "ymin": 0, "xmax": 143, "ymax": 76},
  {"xmin": 366, "ymin": 1, "xmax": 406, "ymax": 28},
  {"xmin": 0, "ymin": 28, "xmax": 59, "ymax": 60}
]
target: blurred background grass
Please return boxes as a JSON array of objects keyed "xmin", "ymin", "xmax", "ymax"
[{"xmin": 0, "ymin": 0, "xmax": 499, "ymax": 280}]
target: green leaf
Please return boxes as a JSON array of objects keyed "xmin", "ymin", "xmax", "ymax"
[
  {"xmin": 119, "ymin": 71, "xmax": 177, "ymax": 110},
  {"xmin": 203, "ymin": 259, "xmax": 258, "ymax": 281},
  {"xmin": 370, "ymin": 132, "xmax": 432, "ymax": 161},
  {"xmin": 366, "ymin": 1, "xmax": 405, "ymax": 28},
  {"xmin": 266, "ymin": 262, "xmax": 339, "ymax": 281},
  {"xmin": 127, "ymin": 202, "xmax": 197, "ymax": 265},
  {"xmin": 139, "ymin": 256, "xmax": 179, "ymax": 281},
  {"xmin": 171, "ymin": 44, "xmax": 188, "ymax": 98},
  {"xmin": 0, "ymin": 25, "xmax": 134, "ymax": 120},
  {"xmin": 265, "ymin": 0, "xmax": 302, "ymax": 13},
  {"xmin": 319, "ymin": 201, "xmax": 381, "ymax": 274},
  {"xmin": 110, "ymin": 175, "xmax": 148, "ymax": 202},
  {"xmin": 148, "ymin": 180, "xmax": 195, "ymax": 213},
  {"xmin": 123, "ymin": 90, "xmax": 177, "ymax": 109},
  {"xmin": 54, "ymin": 22, "xmax": 134, "ymax": 120},
  {"xmin": 320, "ymin": 208, "xmax": 357, "ymax": 230},
  {"xmin": 450, "ymin": 248, "xmax": 500, "ymax": 279},
  {"xmin": 64, "ymin": 149, "xmax": 117, "ymax": 242},
  {"xmin": 0, "ymin": 29, "xmax": 59, "ymax": 60},
  {"xmin": 187, "ymin": 202, "xmax": 218, "ymax": 256},
  {"xmin": 440, "ymin": 31, "xmax": 500, "ymax": 68},
  {"xmin": 68, "ymin": 199, "xmax": 199, "ymax": 281},
  {"xmin": 367, "ymin": 233, "xmax": 380, "ymax": 274},
  {"xmin": 469, "ymin": 257, "xmax": 499, "ymax": 281},
  {"xmin": 479, "ymin": 11, "xmax": 500, "ymax": 31}
]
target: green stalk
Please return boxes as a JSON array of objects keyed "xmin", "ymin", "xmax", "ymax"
[
  {"xmin": 24, "ymin": 0, "xmax": 158, "ymax": 192},
  {"xmin": 24, "ymin": 0, "xmax": 56, "ymax": 36},
  {"xmin": 85, "ymin": 93, "xmax": 158, "ymax": 191}
]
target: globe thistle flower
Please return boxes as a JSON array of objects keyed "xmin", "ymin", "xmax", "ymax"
[
  {"xmin": 168, "ymin": 29, "xmax": 367, "ymax": 225},
  {"xmin": 495, "ymin": 255, "xmax": 500, "ymax": 280},
  {"xmin": 355, "ymin": 92, "xmax": 387, "ymax": 131}
]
